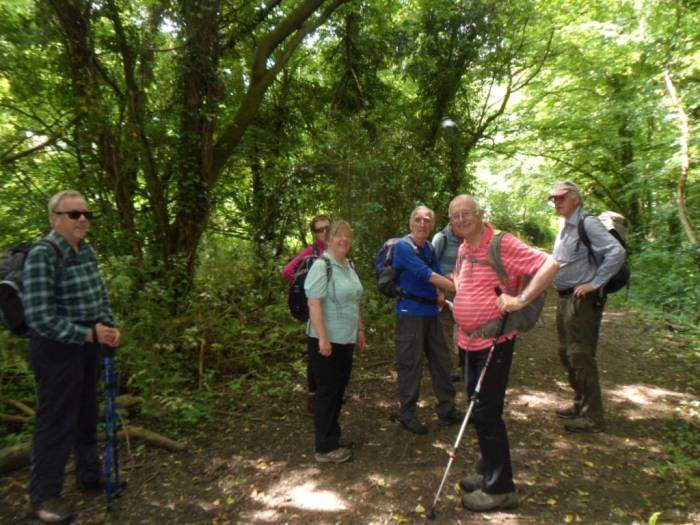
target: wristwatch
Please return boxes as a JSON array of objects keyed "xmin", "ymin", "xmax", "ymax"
[{"xmin": 518, "ymin": 292, "xmax": 528, "ymax": 305}]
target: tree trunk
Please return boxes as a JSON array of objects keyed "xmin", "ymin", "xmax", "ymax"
[{"xmin": 663, "ymin": 71, "xmax": 698, "ymax": 247}]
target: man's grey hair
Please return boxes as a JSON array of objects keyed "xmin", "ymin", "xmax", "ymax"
[
  {"xmin": 409, "ymin": 205, "xmax": 435, "ymax": 227},
  {"xmin": 566, "ymin": 188, "xmax": 583, "ymax": 204},
  {"xmin": 48, "ymin": 190, "xmax": 85, "ymax": 218},
  {"xmin": 448, "ymin": 194, "xmax": 481, "ymax": 216}
]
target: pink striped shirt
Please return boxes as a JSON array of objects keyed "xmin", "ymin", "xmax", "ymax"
[{"xmin": 453, "ymin": 223, "xmax": 547, "ymax": 351}]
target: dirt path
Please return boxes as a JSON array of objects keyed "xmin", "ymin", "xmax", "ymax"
[{"xmin": 2, "ymin": 299, "xmax": 698, "ymax": 524}]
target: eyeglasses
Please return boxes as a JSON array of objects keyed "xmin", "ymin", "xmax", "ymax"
[
  {"xmin": 54, "ymin": 210, "xmax": 94, "ymax": 220},
  {"xmin": 450, "ymin": 210, "xmax": 479, "ymax": 221},
  {"xmin": 313, "ymin": 226, "xmax": 330, "ymax": 233},
  {"xmin": 549, "ymin": 193, "xmax": 570, "ymax": 203}
]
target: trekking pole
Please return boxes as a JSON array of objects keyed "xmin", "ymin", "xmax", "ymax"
[
  {"xmin": 102, "ymin": 345, "xmax": 125, "ymax": 508},
  {"xmin": 427, "ymin": 288, "xmax": 509, "ymax": 520}
]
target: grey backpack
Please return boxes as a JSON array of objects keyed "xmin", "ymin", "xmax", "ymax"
[
  {"xmin": 0, "ymin": 239, "xmax": 63, "ymax": 337},
  {"xmin": 460, "ymin": 232, "xmax": 546, "ymax": 338}
]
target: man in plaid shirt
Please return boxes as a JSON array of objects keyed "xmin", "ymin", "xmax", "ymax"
[{"xmin": 23, "ymin": 190, "xmax": 121, "ymax": 524}]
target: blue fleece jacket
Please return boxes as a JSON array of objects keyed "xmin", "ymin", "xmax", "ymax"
[{"xmin": 393, "ymin": 237, "xmax": 440, "ymax": 317}]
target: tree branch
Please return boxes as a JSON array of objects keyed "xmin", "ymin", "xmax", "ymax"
[
  {"xmin": 0, "ymin": 113, "xmax": 84, "ymax": 165},
  {"xmin": 212, "ymin": 0, "xmax": 349, "ymax": 174}
]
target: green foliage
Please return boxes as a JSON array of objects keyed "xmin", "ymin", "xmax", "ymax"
[
  {"xmin": 656, "ymin": 418, "xmax": 700, "ymax": 492},
  {"xmin": 626, "ymin": 240, "xmax": 700, "ymax": 325}
]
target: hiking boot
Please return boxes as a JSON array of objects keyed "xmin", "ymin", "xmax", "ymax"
[
  {"xmin": 32, "ymin": 497, "xmax": 74, "ymax": 524},
  {"xmin": 315, "ymin": 447, "xmax": 352, "ymax": 464},
  {"xmin": 555, "ymin": 403, "xmax": 580, "ymax": 419},
  {"xmin": 77, "ymin": 477, "xmax": 104, "ymax": 492},
  {"xmin": 564, "ymin": 416, "xmax": 604, "ymax": 434},
  {"xmin": 459, "ymin": 474, "xmax": 483, "ymax": 493},
  {"xmin": 400, "ymin": 417, "xmax": 428, "ymax": 435},
  {"xmin": 306, "ymin": 393, "xmax": 315, "ymax": 415},
  {"xmin": 461, "ymin": 489, "xmax": 519, "ymax": 511},
  {"xmin": 438, "ymin": 408, "xmax": 465, "ymax": 427}
]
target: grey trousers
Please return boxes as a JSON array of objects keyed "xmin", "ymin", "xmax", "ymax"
[
  {"xmin": 556, "ymin": 292, "xmax": 605, "ymax": 424},
  {"xmin": 395, "ymin": 315, "xmax": 456, "ymax": 422}
]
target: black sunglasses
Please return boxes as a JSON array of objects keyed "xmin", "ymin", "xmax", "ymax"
[
  {"xmin": 314, "ymin": 226, "xmax": 330, "ymax": 233},
  {"xmin": 54, "ymin": 210, "xmax": 94, "ymax": 220}
]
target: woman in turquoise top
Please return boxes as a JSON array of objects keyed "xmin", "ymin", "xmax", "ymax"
[{"xmin": 305, "ymin": 219, "xmax": 365, "ymax": 463}]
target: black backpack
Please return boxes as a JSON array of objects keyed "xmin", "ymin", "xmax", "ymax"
[
  {"xmin": 0, "ymin": 239, "xmax": 63, "ymax": 337},
  {"xmin": 287, "ymin": 249, "xmax": 333, "ymax": 322},
  {"xmin": 458, "ymin": 231, "xmax": 547, "ymax": 338},
  {"xmin": 577, "ymin": 212, "xmax": 630, "ymax": 294},
  {"xmin": 374, "ymin": 235, "xmax": 438, "ymax": 305}
]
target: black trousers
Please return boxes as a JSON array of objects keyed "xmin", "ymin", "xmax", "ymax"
[
  {"xmin": 28, "ymin": 334, "xmax": 101, "ymax": 505},
  {"xmin": 463, "ymin": 337, "xmax": 516, "ymax": 495},
  {"xmin": 307, "ymin": 337, "xmax": 353, "ymax": 453}
]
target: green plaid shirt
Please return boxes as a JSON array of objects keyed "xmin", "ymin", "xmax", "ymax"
[{"xmin": 22, "ymin": 230, "xmax": 114, "ymax": 344}]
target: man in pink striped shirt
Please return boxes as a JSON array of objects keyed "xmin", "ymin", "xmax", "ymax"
[{"xmin": 452, "ymin": 195, "xmax": 559, "ymax": 512}]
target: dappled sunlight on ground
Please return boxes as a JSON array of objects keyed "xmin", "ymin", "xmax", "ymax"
[
  {"xmin": 608, "ymin": 383, "xmax": 698, "ymax": 421},
  {"xmin": 249, "ymin": 468, "xmax": 349, "ymax": 514},
  {"xmin": 509, "ymin": 388, "xmax": 561, "ymax": 418},
  {"xmin": 602, "ymin": 311, "xmax": 628, "ymax": 320}
]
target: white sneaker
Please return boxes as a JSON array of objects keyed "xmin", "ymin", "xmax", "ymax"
[{"xmin": 33, "ymin": 497, "xmax": 74, "ymax": 523}]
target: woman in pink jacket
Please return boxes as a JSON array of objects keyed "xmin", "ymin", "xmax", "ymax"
[{"xmin": 283, "ymin": 214, "xmax": 330, "ymax": 413}]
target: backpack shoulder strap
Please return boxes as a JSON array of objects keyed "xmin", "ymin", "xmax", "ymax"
[
  {"xmin": 38, "ymin": 239, "xmax": 67, "ymax": 283},
  {"xmin": 461, "ymin": 231, "xmax": 510, "ymax": 291},
  {"xmin": 321, "ymin": 254, "xmax": 333, "ymax": 282},
  {"xmin": 404, "ymin": 235, "xmax": 433, "ymax": 266},
  {"xmin": 576, "ymin": 214, "xmax": 596, "ymax": 264},
  {"xmin": 488, "ymin": 231, "xmax": 512, "ymax": 292},
  {"xmin": 39, "ymin": 239, "xmax": 64, "ymax": 261}
]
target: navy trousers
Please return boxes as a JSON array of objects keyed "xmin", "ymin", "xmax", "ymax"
[
  {"xmin": 307, "ymin": 337, "xmax": 353, "ymax": 453},
  {"xmin": 463, "ymin": 337, "xmax": 516, "ymax": 495},
  {"xmin": 28, "ymin": 335, "xmax": 101, "ymax": 505}
]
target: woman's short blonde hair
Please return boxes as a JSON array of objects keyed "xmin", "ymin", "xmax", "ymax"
[{"xmin": 328, "ymin": 219, "xmax": 353, "ymax": 240}]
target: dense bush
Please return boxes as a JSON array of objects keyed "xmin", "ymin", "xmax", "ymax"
[{"xmin": 625, "ymin": 240, "xmax": 699, "ymax": 327}]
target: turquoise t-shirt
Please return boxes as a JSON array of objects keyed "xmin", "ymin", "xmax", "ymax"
[{"xmin": 304, "ymin": 254, "xmax": 363, "ymax": 344}]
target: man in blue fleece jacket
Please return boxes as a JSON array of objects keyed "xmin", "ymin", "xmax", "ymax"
[{"xmin": 393, "ymin": 205, "xmax": 463, "ymax": 434}]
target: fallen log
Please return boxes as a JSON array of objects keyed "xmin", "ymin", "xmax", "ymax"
[
  {"xmin": 98, "ymin": 394, "xmax": 141, "ymax": 419},
  {"xmin": 0, "ymin": 413, "xmax": 32, "ymax": 425},
  {"xmin": 0, "ymin": 425, "xmax": 184, "ymax": 475},
  {"xmin": 0, "ymin": 443, "xmax": 31, "ymax": 473},
  {"xmin": 1, "ymin": 395, "xmax": 141, "ymax": 428},
  {"xmin": 7, "ymin": 400, "xmax": 35, "ymax": 417},
  {"xmin": 119, "ymin": 425, "xmax": 186, "ymax": 452}
]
